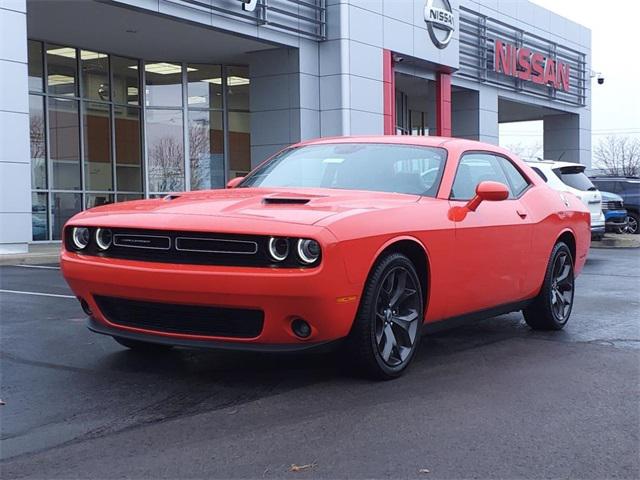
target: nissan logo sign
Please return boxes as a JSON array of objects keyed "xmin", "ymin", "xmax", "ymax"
[{"xmin": 424, "ymin": 0, "xmax": 455, "ymax": 49}]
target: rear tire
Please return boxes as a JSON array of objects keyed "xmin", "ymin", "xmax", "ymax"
[
  {"xmin": 523, "ymin": 242, "xmax": 575, "ymax": 330},
  {"xmin": 346, "ymin": 252, "xmax": 424, "ymax": 380},
  {"xmin": 113, "ymin": 336, "xmax": 173, "ymax": 352}
]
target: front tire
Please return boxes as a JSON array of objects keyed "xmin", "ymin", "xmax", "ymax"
[
  {"xmin": 346, "ymin": 253, "xmax": 424, "ymax": 380},
  {"xmin": 523, "ymin": 242, "xmax": 575, "ymax": 330},
  {"xmin": 113, "ymin": 336, "xmax": 173, "ymax": 352}
]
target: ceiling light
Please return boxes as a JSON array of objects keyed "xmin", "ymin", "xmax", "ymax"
[
  {"xmin": 47, "ymin": 47, "xmax": 76, "ymax": 59},
  {"xmin": 47, "ymin": 74, "xmax": 74, "ymax": 86},
  {"xmin": 48, "ymin": 48, "xmax": 107, "ymax": 61},
  {"xmin": 127, "ymin": 87, "xmax": 139, "ymax": 96},
  {"xmin": 188, "ymin": 95, "xmax": 207, "ymax": 104},
  {"xmin": 132, "ymin": 63, "xmax": 197, "ymax": 75},
  {"xmin": 80, "ymin": 51, "xmax": 108, "ymax": 60},
  {"xmin": 228, "ymin": 76, "xmax": 250, "ymax": 86},
  {"xmin": 202, "ymin": 76, "xmax": 249, "ymax": 86}
]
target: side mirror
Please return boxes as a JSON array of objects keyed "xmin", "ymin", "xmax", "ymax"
[
  {"xmin": 449, "ymin": 181, "xmax": 510, "ymax": 221},
  {"xmin": 465, "ymin": 181, "xmax": 510, "ymax": 211},
  {"xmin": 226, "ymin": 176, "xmax": 245, "ymax": 189}
]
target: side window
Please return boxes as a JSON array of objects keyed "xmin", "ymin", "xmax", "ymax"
[
  {"xmin": 593, "ymin": 180, "xmax": 615, "ymax": 193},
  {"xmin": 497, "ymin": 156, "xmax": 530, "ymax": 197},
  {"xmin": 451, "ymin": 153, "xmax": 511, "ymax": 200}
]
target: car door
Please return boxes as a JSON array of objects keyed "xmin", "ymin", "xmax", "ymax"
[{"xmin": 447, "ymin": 152, "xmax": 534, "ymax": 316}]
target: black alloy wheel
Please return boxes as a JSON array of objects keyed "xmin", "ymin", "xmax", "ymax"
[
  {"xmin": 619, "ymin": 212, "xmax": 639, "ymax": 234},
  {"xmin": 346, "ymin": 252, "xmax": 424, "ymax": 379},
  {"xmin": 523, "ymin": 242, "xmax": 575, "ymax": 330},
  {"xmin": 374, "ymin": 266, "xmax": 421, "ymax": 367},
  {"xmin": 548, "ymin": 249, "xmax": 574, "ymax": 323}
]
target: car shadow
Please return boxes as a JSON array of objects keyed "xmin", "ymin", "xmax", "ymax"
[
  {"xmin": 65, "ymin": 311, "xmax": 556, "ymax": 443},
  {"xmin": 99, "ymin": 311, "xmax": 535, "ymax": 383}
]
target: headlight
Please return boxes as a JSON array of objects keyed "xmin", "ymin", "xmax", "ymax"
[
  {"xmin": 296, "ymin": 239, "xmax": 320, "ymax": 264},
  {"xmin": 95, "ymin": 228, "xmax": 112, "ymax": 250},
  {"xmin": 268, "ymin": 237, "xmax": 289, "ymax": 262},
  {"xmin": 72, "ymin": 227, "xmax": 90, "ymax": 250}
]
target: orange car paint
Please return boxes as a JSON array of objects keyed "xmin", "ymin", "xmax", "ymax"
[{"xmin": 61, "ymin": 136, "xmax": 591, "ymax": 348}]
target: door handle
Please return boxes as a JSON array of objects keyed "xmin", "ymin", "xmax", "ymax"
[{"xmin": 517, "ymin": 209, "xmax": 528, "ymax": 219}]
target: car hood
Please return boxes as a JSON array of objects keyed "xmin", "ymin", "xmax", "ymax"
[
  {"xmin": 599, "ymin": 191, "xmax": 623, "ymax": 202},
  {"xmin": 70, "ymin": 188, "xmax": 421, "ymax": 229}
]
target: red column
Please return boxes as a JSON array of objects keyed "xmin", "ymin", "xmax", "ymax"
[
  {"xmin": 436, "ymin": 72, "xmax": 452, "ymax": 137},
  {"xmin": 382, "ymin": 49, "xmax": 396, "ymax": 135}
]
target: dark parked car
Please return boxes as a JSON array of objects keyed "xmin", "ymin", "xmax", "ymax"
[
  {"xmin": 590, "ymin": 176, "xmax": 640, "ymax": 234},
  {"xmin": 600, "ymin": 191, "xmax": 627, "ymax": 233}
]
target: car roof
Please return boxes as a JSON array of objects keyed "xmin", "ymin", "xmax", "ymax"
[
  {"xmin": 591, "ymin": 176, "xmax": 640, "ymax": 181},
  {"xmin": 294, "ymin": 135, "xmax": 517, "ymax": 156},
  {"xmin": 525, "ymin": 159, "xmax": 586, "ymax": 169},
  {"xmin": 600, "ymin": 190, "xmax": 624, "ymax": 200}
]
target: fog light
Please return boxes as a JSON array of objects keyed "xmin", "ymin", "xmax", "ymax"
[
  {"xmin": 291, "ymin": 318, "xmax": 311, "ymax": 339},
  {"xmin": 72, "ymin": 227, "xmax": 90, "ymax": 250},
  {"xmin": 79, "ymin": 298, "xmax": 93, "ymax": 316}
]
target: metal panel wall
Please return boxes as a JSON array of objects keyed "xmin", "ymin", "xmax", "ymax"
[{"xmin": 153, "ymin": 0, "xmax": 327, "ymax": 40}]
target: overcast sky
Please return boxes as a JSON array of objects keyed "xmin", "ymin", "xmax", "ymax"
[{"xmin": 499, "ymin": 0, "xmax": 640, "ymax": 160}]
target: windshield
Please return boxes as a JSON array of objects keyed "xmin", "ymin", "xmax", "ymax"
[
  {"xmin": 240, "ymin": 143, "xmax": 447, "ymax": 196},
  {"xmin": 553, "ymin": 166, "xmax": 596, "ymax": 191}
]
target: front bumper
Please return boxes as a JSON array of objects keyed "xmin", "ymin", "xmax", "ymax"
[
  {"xmin": 86, "ymin": 317, "xmax": 338, "ymax": 352},
  {"xmin": 604, "ymin": 209, "xmax": 627, "ymax": 231},
  {"xmin": 61, "ymin": 249, "xmax": 362, "ymax": 347}
]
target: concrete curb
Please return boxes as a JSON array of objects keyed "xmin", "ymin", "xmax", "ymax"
[
  {"xmin": 0, "ymin": 253, "xmax": 60, "ymax": 266},
  {"xmin": 591, "ymin": 234, "xmax": 640, "ymax": 249},
  {"xmin": 0, "ymin": 244, "xmax": 61, "ymax": 266}
]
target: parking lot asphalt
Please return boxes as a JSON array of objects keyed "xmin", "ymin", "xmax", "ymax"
[{"xmin": 1, "ymin": 248, "xmax": 639, "ymax": 479}]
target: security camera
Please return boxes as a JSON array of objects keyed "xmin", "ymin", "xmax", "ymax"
[
  {"xmin": 591, "ymin": 71, "xmax": 605, "ymax": 85},
  {"xmin": 393, "ymin": 54, "xmax": 404, "ymax": 63}
]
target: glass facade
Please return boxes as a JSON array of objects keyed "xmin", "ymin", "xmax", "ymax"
[{"xmin": 27, "ymin": 39, "xmax": 251, "ymax": 241}]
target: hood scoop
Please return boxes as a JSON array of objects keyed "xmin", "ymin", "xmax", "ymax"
[
  {"xmin": 262, "ymin": 197, "xmax": 311, "ymax": 205},
  {"xmin": 163, "ymin": 194, "xmax": 182, "ymax": 201}
]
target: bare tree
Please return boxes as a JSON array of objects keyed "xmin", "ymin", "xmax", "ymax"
[
  {"xmin": 148, "ymin": 137, "xmax": 184, "ymax": 192},
  {"xmin": 189, "ymin": 121, "xmax": 211, "ymax": 190},
  {"xmin": 593, "ymin": 136, "xmax": 640, "ymax": 177},
  {"xmin": 30, "ymin": 114, "xmax": 46, "ymax": 188},
  {"xmin": 189, "ymin": 121, "xmax": 225, "ymax": 190},
  {"xmin": 504, "ymin": 141, "xmax": 543, "ymax": 161}
]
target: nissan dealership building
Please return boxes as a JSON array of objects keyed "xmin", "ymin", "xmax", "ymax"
[{"xmin": 0, "ymin": 0, "xmax": 591, "ymax": 253}]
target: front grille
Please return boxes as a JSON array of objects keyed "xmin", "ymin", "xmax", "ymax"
[
  {"xmin": 94, "ymin": 295, "xmax": 264, "ymax": 338},
  {"xmin": 175, "ymin": 237, "xmax": 258, "ymax": 254},
  {"xmin": 602, "ymin": 200, "xmax": 623, "ymax": 210},
  {"xmin": 114, "ymin": 234, "xmax": 171, "ymax": 250},
  {"xmin": 65, "ymin": 228, "xmax": 312, "ymax": 267}
]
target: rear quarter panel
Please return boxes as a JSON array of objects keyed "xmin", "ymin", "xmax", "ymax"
[{"xmin": 525, "ymin": 187, "xmax": 590, "ymax": 296}]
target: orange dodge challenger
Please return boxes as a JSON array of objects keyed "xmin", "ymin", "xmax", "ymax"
[{"xmin": 61, "ymin": 136, "xmax": 590, "ymax": 379}]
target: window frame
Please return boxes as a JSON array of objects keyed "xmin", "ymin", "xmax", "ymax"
[{"xmin": 449, "ymin": 150, "xmax": 533, "ymax": 201}]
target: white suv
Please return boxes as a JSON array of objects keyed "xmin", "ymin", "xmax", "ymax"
[{"xmin": 526, "ymin": 160, "xmax": 605, "ymax": 239}]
